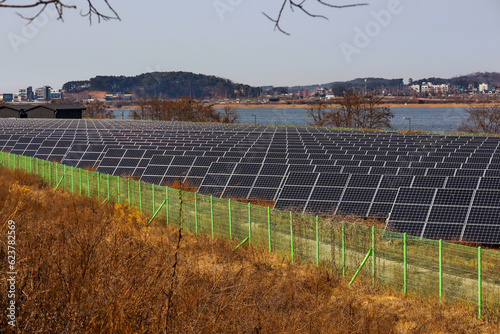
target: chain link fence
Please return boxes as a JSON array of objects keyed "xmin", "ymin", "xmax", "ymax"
[{"xmin": 2, "ymin": 151, "xmax": 499, "ymax": 319}]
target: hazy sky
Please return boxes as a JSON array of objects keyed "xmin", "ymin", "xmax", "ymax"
[{"xmin": 1, "ymin": 0, "xmax": 499, "ymax": 93}]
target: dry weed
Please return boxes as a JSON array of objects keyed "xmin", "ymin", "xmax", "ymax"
[{"xmin": 0, "ymin": 166, "xmax": 498, "ymax": 333}]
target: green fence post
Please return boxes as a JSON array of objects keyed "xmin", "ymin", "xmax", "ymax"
[
  {"xmin": 267, "ymin": 207, "xmax": 271, "ymax": 252},
  {"xmin": 290, "ymin": 211, "xmax": 294, "ymax": 264},
  {"xmin": 54, "ymin": 163, "xmax": 58, "ymax": 186},
  {"xmin": 107, "ymin": 174, "xmax": 111, "ymax": 201},
  {"xmin": 79, "ymin": 168, "xmax": 82, "ymax": 195},
  {"xmin": 210, "ymin": 195, "xmax": 214, "ymax": 238},
  {"xmin": 147, "ymin": 198, "xmax": 167, "ymax": 226},
  {"xmin": 348, "ymin": 249, "xmax": 373, "ymax": 286},
  {"xmin": 342, "ymin": 222, "xmax": 345, "ymax": 278},
  {"xmin": 372, "ymin": 226, "xmax": 375, "ymax": 286},
  {"xmin": 404, "ymin": 233, "xmax": 407, "ymax": 297},
  {"xmin": 316, "ymin": 216, "xmax": 320, "ymax": 267},
  {"xmin": 152, "ymin": 183, "xmax": 155, "ymax": 214},
  {"xmin": 248, "ymin": 202, "xmax": 252, "ymax": 246},
  {"xmin": 228, "ymin": 199, "xmax": 232, "ymax": 240},
  {"xmin": 439, "ymin": 239, "xmax": 443, "ymax": 303},
  {"xmin": 116, "ymin": 176, "xmax": 120, "ymax": 203},
  {"xmin": 127, "ymin": 179, "xmax": 131, "ymax": 205},
  {"xmin": 478, "ymin": 246, "xmax": 482, "ymax": 320},
  {"xmin": 97, "ymin": 172, "xmax": 101, "ymax": 198},
  {"xmin": 166, "ymin": 186, "xmax": 169, "ymax": 225},
  {"xmin": 63, "ymin": 165, "xmax": 66, "ymax": 191},
  {"xmin": 71, "ymin": 167, "xmax": 74, "ymax": 193},
  {"xmin": 138, "ymin": 181, "xmax": 142, "ymax": 212},
  {"xmin": 87, "ymin": 170, "xmax": 91, "ymax": 197},
  {"xmin": 194, "ymin": 192, "xmax": 198, "ymax": 234}
]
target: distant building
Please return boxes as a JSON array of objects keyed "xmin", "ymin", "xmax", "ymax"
[
  {"xmin": 410, "ymin": 84, "xmax": 421, "ymax": 93},
  {"xmin": 479, "ymin": 83, "xmax": 489, "ymax": 93},
  {"xmin": 50, "ymin": 89, "xmax": 63, "ymax": 100},
  {"xmin": 35, "ymin": 86, "xmax": 52, "ymax": 101},
  {"xmin": 27, "ymin": 86, "xmax": 34, "ymax": 101},
  {"xmin": 18, "ymin": 89, "xmax": 27, "ymax": 101},
  {"xmin": 412, "ymin": 82, "xmax": 449, "ymax": 94},
  {"xmin": 0, "ymin": 104, "xmax": 84, "ymax": 119},
  {"xmin": 2, "ymin": 93, "xmax": 14, "ymax": 102},
  {"xmin": 0, "ymin": 105, "xmax": 23, "ymax": 118}
]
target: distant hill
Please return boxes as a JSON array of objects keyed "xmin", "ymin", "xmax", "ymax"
[
  {"xmin": 288, "ymin": 77, "xmax": 405, "ymax": 94},
  {"xmin": 411, "ymin": 72, "xmax": 500, "ymax": 87},
  {"xmin": 286, "ymin": 72, "xmax": 500, "ymax": 93},
  {"xmin": 63, "ymin": 72, "xmax": 262, "ymax": 99}
]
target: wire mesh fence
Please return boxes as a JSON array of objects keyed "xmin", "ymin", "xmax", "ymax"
[{"xmin": 1, "ymin": 151, "xmax": 499, "ymax": 319}]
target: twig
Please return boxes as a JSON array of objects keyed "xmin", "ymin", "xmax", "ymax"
[
  {"xmin": 263, "ymin": 0, "xmax": 368, "ymax": 35},
  {"xmin": 0, "ymin": 0, "xmax": 119, "ymax": 23}
]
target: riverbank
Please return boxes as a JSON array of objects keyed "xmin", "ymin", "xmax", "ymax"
[{"xmin": 213, "ymin": 102, "xmax": 482, "ymax": 109}]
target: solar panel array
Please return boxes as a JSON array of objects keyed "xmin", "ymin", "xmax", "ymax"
[{"xmin": 1, "ymin": 118, "xmax": 500, "ymax": 244}]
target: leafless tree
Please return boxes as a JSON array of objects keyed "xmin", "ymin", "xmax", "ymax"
[
  {"xmin": 0, "ymin": 0, "xmax": 119, "ymax": 23},
  {"xmin": 307, "ymin": 90, "xmax": 393, "ymax": 130},
  {"xmin": 83, "ymin": 101, "xmax": 114, "ymax": 119},
  {"xmin": 220, "ymin": 106, "xmax": 240, "ymax": 124},
  {"xmin": 131, "ymin": 97, "xmax": 221, "ymax": 123},
  {"xmin": 2, "ymin": 1, "xmax": 366, "ymax": 33},
  {"xmin": 263, "ymin": 0, "xmax": 368, "ymax": 35},
  {"xmin": 353, "ymin": 93, "xmax": 393, "ymax": 129},
  {"xmin": 306, "ymin": 101, "xmax": 331, "ymax": 127},
  {"xmin": 458, "ymin": 104, "xmax": 500, "ymax": 134}
]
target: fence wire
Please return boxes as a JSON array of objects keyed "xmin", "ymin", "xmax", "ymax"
[{"xmin": 2, "ymin": 151, "xmax": 498, "ymax": 319}]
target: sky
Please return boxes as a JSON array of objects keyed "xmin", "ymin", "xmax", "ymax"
[{"xmin": 1, "ymin": 0, "xmax": 499, "ymax": 93}]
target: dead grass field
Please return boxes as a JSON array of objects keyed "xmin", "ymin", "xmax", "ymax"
[{"xmin": 1, "ymin": 166, "xmax": 499, "ymax": 333}]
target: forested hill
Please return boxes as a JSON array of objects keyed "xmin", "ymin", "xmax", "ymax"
[
  {"xmin": 288, "ymin": 72, "xmax": 500, "ymax": 93},
  {"xmin": 289, "ymin": 78, "xmax": 405, "ymax": 93},
  {"xmin": 62, "ymin": 72, "xmax": 262, "ymax": 99},
  {"xmin": 411, "ymin": 72, "xmax": 500, "ymax": 87}
]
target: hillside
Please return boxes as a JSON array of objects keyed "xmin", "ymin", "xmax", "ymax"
[
  {"xmin": 62, "ymin": 71, "xmax": 262, "ymax": 99},
  {"xmin": 1, "ymin": 166, "xmax": 500, "ymax": 333},
  {"xmin": 287, "ymin": 72, "xmax": 500, "ymax": 93},
  {"xmin": 412, "ymin": 72, "xmax": 500, "ymax": 87},
  {"xmin": 289, "ymin": 77, "xmax": 405, "ymax": 94}
]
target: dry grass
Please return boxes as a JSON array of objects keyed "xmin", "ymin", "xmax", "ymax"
[{"xmin": 1, "ymin": 166, "xmax": 499, "ymax": 333}]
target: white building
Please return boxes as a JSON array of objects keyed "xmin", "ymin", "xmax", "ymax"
[
  {"xmin": 410, "ymin": 84, "xmax": 421, "ymax": 93},
  {"xmin": 419, "ymin": 82, "xmax": 449, "ymax": 94},
  {"xmin": 479, "ymin": 83, "xmax": 489, "ymax": 93}
]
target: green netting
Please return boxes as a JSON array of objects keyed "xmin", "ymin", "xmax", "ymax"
[{"xmin": 2, "ymin": 151, "xmax": 500, "ymax": 319}]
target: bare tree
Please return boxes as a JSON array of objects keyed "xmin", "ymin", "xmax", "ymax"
[
  {"xmin": 458, "ymin": 104, "xmax": 500, "ymax": 134},
  {"xmin": 264, "ymin": 0, "xmax": 368, "ymax": 35},
  {"xmin": 131, "ymin": 97, "xmax": 221, "ymax": 123},
  {"xmin": 354, "ymin": 93, "xmax": 393, "ymax": 129},
  {"xmin": 307, "ymin": 90, "xmax": 393, "ymax": 130},
  {"xmin": 83, "ymin": 101, "xmax": 114, "ymax": 119},
  {"xmin": 2, "ymin": 1, "xmax": 366, "ymax": 33},
  {"xmin": 220, "ymin": 106, "xmax": 240, "ymax": 124},
  {"xmin": 306, "ymin": 101, "xmax": 331, "ymax": 127},
  {"xmin": 0, "ymin": 0, "xmax": 119, "ymax": 23}
]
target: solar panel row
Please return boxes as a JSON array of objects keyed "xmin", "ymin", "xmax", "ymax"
[{"xmin": 1, "ymin": 119, "xmax": 500, "ymax": 243}]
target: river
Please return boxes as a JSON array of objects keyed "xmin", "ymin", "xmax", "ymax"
[{"xmin": 113, "ymin": 107, "xmax": 469, "ymax": 133}]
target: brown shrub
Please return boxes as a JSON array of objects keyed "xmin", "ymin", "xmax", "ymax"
[{"xmin": 0, "ymin": 166, "xmax": 498, "ymax": 333}]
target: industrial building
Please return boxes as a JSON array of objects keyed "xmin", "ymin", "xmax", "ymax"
[{"xmin": 0, "ymin": 104, "xmax": 84, "ymax": 119}]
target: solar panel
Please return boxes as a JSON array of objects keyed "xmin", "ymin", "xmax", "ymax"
[{"xmin": 3, "ymin": 119, "xmax": 500, "ymax": 243}]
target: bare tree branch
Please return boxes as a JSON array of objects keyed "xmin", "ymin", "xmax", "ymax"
[
  {"xmin": 0, "ymin": 0, "xmax": 119, "ymax": 23},
  {"xmin": 264, "ymin": 0, "xmax": 368, "ymax": 35}
]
